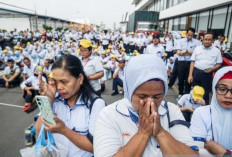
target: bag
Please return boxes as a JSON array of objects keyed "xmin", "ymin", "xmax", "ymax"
[{"xmin": 20, "ymin": 124, "xmax": 67, "ymax": 157}]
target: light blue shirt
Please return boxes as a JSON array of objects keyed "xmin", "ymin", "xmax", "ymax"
[
  {"xmin": 176, "ymin": 38, "xmax": 201, "ymax": 61},
  {"xmin": 191, "ymin": 45, "xmax": 222, "ymax": 70},
  {"xmin": 52, "ymin": 95, "xmax": 105, "ymax": 157}
]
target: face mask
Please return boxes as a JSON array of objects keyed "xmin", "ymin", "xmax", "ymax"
[{"xmin": 34, "ymin": 73, "xmax": 38, "ymax": 77}]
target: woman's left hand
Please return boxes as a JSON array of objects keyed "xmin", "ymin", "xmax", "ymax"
[
  {"xmin": 152, "ymin": 102, "xmax": 164, "ymax": 137},
  {"xmin": 41, "ymin": 116, "xmax": 67, "ymax": 134},
  {"xmin": 205, "ymin": 140, "xmax": 226, "ymax": 155}
]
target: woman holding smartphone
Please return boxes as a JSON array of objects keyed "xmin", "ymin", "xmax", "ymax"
[
  {"xmin": 94, "ymin": 54, "xmax": 198, "ymax": 157},
  {"xmin": 35, "ymin": 54, "xmax": 105, "ymax": 157}
]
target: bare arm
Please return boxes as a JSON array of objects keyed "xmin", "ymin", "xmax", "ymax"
[
  {"xmin": 2, "ymin": 75, "xmax": 8, "ymax": 82},
  {"xmin": 8, "ymin": 72, "xmax": 20, "ymax": 82},
  {"xmin": 88, "ymin": 71, "xmax": 104, "ymax": 80},
  {"xmin": 114, "ymin": 132, "xmax": 150, "ymax": 157},
  {"xmin": 156, "ymin": 129, "xmax": 198, "ymax": 155},
  {"xmin": 113, "ymin": 68, "xmax": 120, "ymax": 79},
  {"xmin": 23, "ymin": 73, "xmax": 27, "ymax": 81},
  {"xmin": 188, "ymin": 62, "xmax": 195, "ymax": 83}
]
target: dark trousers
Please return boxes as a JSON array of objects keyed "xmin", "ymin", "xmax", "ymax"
[
  {"xmin": 177, "ymin": 61, "xmax": 191, "ymax": 95},
  {"xmin": 128, "ymin": 45, "xmax": 135, "ymax": 53},
  {"xmin": 168, "ymin": 59, "xmax": 178, "ymax": 87},
  {"xmin": 123, "ymin": 44, "xmax": 129, "ymax": 53},
  {"xmin": 24, "ymin": 90, "xmax": 39, "ymax": 103},
  {"xmin": 166, "ymin": 51, "xmax": 174, "ymax": 59},
  {"xmin": 192, "ymin": 68, "xmax": 212, "ymax": 105},
  {"xmin": 95, "ymin": 89, "xmax": 101, "ymax": 97},
  {"xmin": 113, "ymin": 77, "xmax": 123, "ymax": 92},
  {"xmin": 103, "ymin": 44, "xmax": 109, "ymax": 50},
  {"xmin": 0, "ymin": 78, "xmax": 20, "ymax": 87},
  {"xmin": 182, "ymin": 111, "xmax": 192, "ymax": 122}
]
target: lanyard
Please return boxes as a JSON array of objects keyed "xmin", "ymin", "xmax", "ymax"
[{"xmin": 82, "ymin": 59, "xmax": 89, "ymax": 68}]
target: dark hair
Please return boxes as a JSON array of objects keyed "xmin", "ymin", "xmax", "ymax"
[
  {"xmin": 187, "ymin": 27, "xmax": 196, "ymax": 34},
  {"xmin": 23, "ymin": 57, "xmax": 30, "ymax": 62},
  {"xmin": 52, "ymin": 55, "xmax": 97, "ymax": 107},
  {"xmin": 221, "ymin": 35, "xmax": 225, "ymax": 39},
  {"xmin": 45, "ymin": 59, "xmax": 51, "ymax": 63},
  {"xmin": 203, "ymin": 32, "xmax": 214, "ymax": 38}
]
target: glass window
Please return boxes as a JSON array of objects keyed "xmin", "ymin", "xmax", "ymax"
[
  {"xmin": 157, "ymin": 0, "xmax": 161, "ymax": 12},
  {"xmin": 187, "ymin": 14, "xmax": 197, "ymax": 29},
  {"xmin": 198, "ymin": 11, "xmax": 209, "ymax": 32},
  {"xmin": 163, "ymin": 0, "xmax": 167, "ymax": 10},
  {"xmin": 173, "ymin": 0, "xmax": 178, "ymax": 6},
  {"xmin": 179, "ymin": 0, "xmax": 186, "ymax": 3},
  {"xmin": 173, "ymin": 17, "xmax": 179, "ymax": 31},
  {"xmin": 225, "ymin": 5, "xmax": 232, "ymax": 37},
  {"xmin": 211, "ymin": 6, "xmax": 228, "ymax": 37},
  {"xmin": 160, "ymin": 0, "xmax": 164, "ymax": 11},
  {"xmin": 167, "ymin": 0, "xmax": 173, "ymax": 8},
  {"xmin": 180, "ymin": 16, "xmax": 187, "ymax": 30},
  {"xmin": 168, "ymin": 19, "xmax": 173, "ymax": 32}
]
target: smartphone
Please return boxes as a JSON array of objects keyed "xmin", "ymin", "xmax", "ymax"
[{"xmin": 35, "ymin": 96, "xmax": 56, "ymax": 125}]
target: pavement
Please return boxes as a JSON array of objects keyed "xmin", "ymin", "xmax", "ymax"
[{"xmin": 0, "ymin": 77, "xmax": 178, "ymax": 157}]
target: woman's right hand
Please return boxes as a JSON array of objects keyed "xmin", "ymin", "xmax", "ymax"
[
  {"xmin": 39, "ymin": 73, "xmax": 57, "ymax": 104},
  {"xmin": 138, "ymin": 99, "xmax": 155, "ymax": 137}
]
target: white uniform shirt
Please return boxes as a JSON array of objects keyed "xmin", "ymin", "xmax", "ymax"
[
  {"xmin": 4, "ymin": 64, "xmax": 20, "ymax": 75},
  {"xmin": 94, "ymin": 98, "xmax": 198, "ymax": 157},
  {"xmin": 122, "ymin": 35, "xmax": 129, "ymax": 44},
  {"xmin": 22, "ymin": 63, "xmax": 36, "ymax": 78},
  {"xmin": 128, "ymin": 36, "xmax": 135, "ymax": 45},
  {"xmin": 52, "ymin": 95, "xmax": 105, "ymax": 157},
  {"xmin": 114, "ymin": 68, "xmax": 124, "ymax": 81},
  {"xmin": 102, "ymin": 34, "xmax": 110, "ymax": 45},
  {"xmin": 145, "ymin": 43, "xmax": 165, "ymax": 58},
  {"xmin": 178, "ymin": 94, "xmax": 204, "ymax": 109},
  {"xmin": 214, "ymin": 40, "xmax": 226, "ymax": 51},
  {"xmin": 191, "ymin": 45, "xmax": 222, "ymax": 70},
  {"xmin": 176, "ymin": 38, "xmax": 201, "ymax": 61},
  {"xmin": 165, "ymin": 38, "xmax": 174, "ymax": 52},
  {"xmin": 82, "ymin": 56, "xmax": 104, "ymax": 91},
  {"xmin": 20, "ymin": 75, "xmax": 46, "ymax": 90}
]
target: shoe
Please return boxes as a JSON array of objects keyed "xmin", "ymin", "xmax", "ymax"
[
  {"xmin": 111, "ymin": 91, "xmax": 119, "ymax": 96},
  {"xmin": 176, "ymin": 95, "xmax": 182, "ymax": 101},
  {"xmin": 23, "ymin": 106, "xmax": 31, "ymax": 112}
]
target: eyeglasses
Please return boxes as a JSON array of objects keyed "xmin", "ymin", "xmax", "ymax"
[{"xmin": 215, "ymin": 86, "xmax": 232, "ymax": 95}]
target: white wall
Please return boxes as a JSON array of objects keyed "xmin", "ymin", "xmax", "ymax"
[
  {"xmin": 159, "ymin": 0, "xmax": 232, "ymax": 19},
  {"xmin": 135, "ymin": 0, "xmax": 153, "ymax": 11},
  {"xmin": 0, "ymin": 18, "xmax": 30, "ymax": 31}
]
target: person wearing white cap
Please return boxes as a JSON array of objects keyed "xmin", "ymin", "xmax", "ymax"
[{"xmin": 94, "ymin": 54, "xmax": 198, "ymax": 157}]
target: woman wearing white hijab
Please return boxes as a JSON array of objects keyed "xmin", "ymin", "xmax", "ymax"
[
  {"xmin": 94, "ymin": 54, "xmax": 198, "ymax": 157},
  {"xmin": 190, "ymin": 66, "xmax": 232, "ymax": 156}
]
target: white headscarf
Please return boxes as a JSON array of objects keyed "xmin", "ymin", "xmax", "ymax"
[
  {"xmin": 211, "ymin": 66, "xmax": 232, "ymax": 150},
  {"xmin": 124, "ymin": 54, "xmax": 168, "ymax": 103}
]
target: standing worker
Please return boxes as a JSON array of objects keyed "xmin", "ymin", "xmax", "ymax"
[
  {"xmin": 188, "ymin": 32, "xmax": 222, "ymax": 105},
  {"xmin": 176, "ymin": 28, "xmax": 201, "ymax": 98},
  {"xmin": 79, "ymin": 39, "xmax": 104, "ymax": 96}
]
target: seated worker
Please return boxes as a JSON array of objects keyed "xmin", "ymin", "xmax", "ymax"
[
  {"xmin": 21, "ymin": 66, "xmax": 46, "ymax": 112},
  {"xmin": 111, "ymin": 58, "xmax": 126, "ymax": 96},
  {"xmin": 167, "ymin": 57, "xmax": 175, "ymax": 78},
  {"xmin": 0, "ymin": 59, "xmax": 20, "ymax": 88},
  {"xmin": 103, "ymin": 55, "xmax": 118, "ymax": 79},
  {"xmin": 177, "ymin": 86, "xmax": 206, "ymax": 122},
  {"xmin": 94, "ymin": 54, "xmax": 198, "ymax": 157},
  {"xmin": 42, "ymin": 59, "xmax": 52, "ymax": 76},
  {"xmin": 190, "ymin": 67, "xmax": 232, "ymax": 156},
  {"xmin": 22, "ymin": 57, "xmax": 36, "ymax": 81}
]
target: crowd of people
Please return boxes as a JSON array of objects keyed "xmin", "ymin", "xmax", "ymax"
[{"xmin": 0, "ymin": 27, "xmax": 231, "ymax": 156}]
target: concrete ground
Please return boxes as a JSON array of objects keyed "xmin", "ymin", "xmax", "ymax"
[{"xmin": 0, "ymin": 78, "xmax": 178, "ymax": 157}]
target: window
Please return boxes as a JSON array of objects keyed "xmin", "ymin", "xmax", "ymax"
[
  {"xmin": 167, "ymin": 0, "xmax": 173, "ymax": 8},
  {"xmin": 198, "ymin": 11, "xmax": 209, "ymax": 32},
  {"xmin": 187, "ymin": 14, "xmax": 197, "ymax": 29},
  {"xmin": 173, "ymin": 0, "xmax": 178, "ymax": 6},
  {"xmin": 225, "ymin": 5, "xmax": 232, "ymax": 37},
  {"xmin": 180, "ymin": 16, "xmax": 187, "ymax": 30},
  {"xmin": 211, "ymin": 7, "xmax": 228, "ymax": 35},
  {"xmin": 168, "ymin": 19, "xmax": 173, "ymax": 32},
  {"xmin": 179, "ymin": 0, "xmax": 186, "ymax": 3},
  {"xmin": 173, "ymin": 17, "xmax": 179, "ymax": 31}
]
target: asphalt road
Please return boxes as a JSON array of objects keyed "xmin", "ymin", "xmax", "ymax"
[{"xmin": 0, "ymin": 78, "xmax": 178, "ymax": 157}]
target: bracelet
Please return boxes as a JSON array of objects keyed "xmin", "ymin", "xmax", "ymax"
[{"xmin": 223, "ymin": 149, "xmax": 232, "ymax": 157}]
